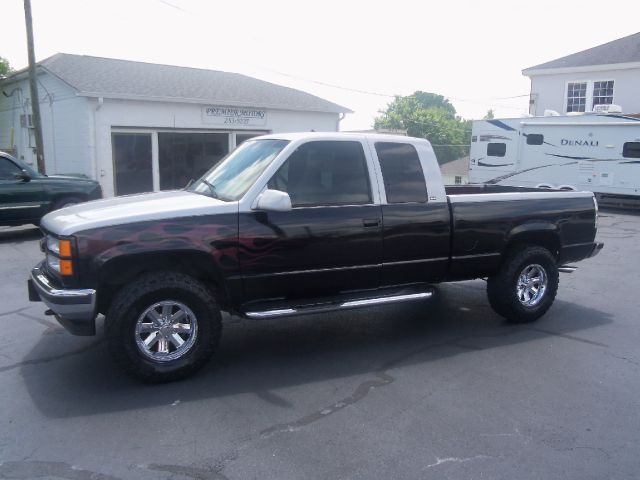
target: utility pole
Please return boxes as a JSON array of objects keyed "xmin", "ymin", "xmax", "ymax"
[{"xmin": 24, "ymin": 0, "xmax": 45, "ymax": 174}]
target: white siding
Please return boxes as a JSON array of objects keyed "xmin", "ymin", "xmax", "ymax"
[
  {"xmin": 0, "ymin": 73, "xmax": 92, "ymax": 176},
  {"xmin": 529, "ymin": 67, "xmax": 640, "ymax": 115},
  {"xmin": 2, "ymin": 70, "xmax": 341, "ymax": 197}
]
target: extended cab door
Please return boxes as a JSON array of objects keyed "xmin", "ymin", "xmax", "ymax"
[
  {"xmin": 238, "ymin": 139, "xmax": 383, "ymax": 303},
  {"xmin": 0, "ymin": 155, "xmax": 45, "ymax": 224},
  {"xmin": 368, "ymin": 140, "xmax": 451, "ymax": 285}
]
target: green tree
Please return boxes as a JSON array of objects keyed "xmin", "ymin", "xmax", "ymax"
[
  {"xmin": 0, "ymin": 56, "xmax": 13, "ymax": 77},
  {"xmin": 374, "ymin": 91, "xmax": 471, "ymax": 163},
  {"xmin": 483, "ymin": 109, "xmax": 495, "ymax": 119}
]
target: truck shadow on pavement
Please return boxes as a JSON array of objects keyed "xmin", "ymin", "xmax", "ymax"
[
  {"xmin": 0, "ymin": 226, "xmax": 42, "ymax": 244},
  {"xmin": 20, "ymin": 280, "xmax": 613, "ymax": 419}
]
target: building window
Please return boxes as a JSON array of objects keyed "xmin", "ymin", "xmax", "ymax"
[
  {"xmin": 526, "ymin": 134, "xmax": 544, "ymax": 145},
  {"xmin": 158, "ymin": 132, "xmax": 229, "ymax": 190},
  {"xmin": 623, "ymin": 142, "xmax": 640, "ymax": 159},
  {"xmin": 454, "ymin": 175, "xmax": 462, "ymax": 185},
  {"xmin": 567, "ymin": 82, "xmax": 587, "ymax": 112},
  {"xmin": 112, "ymin": 133, "xmax": 153, "ymax": 196},
  {"xmin": 593, "ymin": 80, "xmax": 614, "ymax": 107},
  {"xmin": 487, "ymin": 142, "xmax": 506, "ymax": 157}
]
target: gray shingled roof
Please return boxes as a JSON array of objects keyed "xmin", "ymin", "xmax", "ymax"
[
  {"xmin": 23, "ymin": 53, "xmax": 350, "ymax": 113},
  {"xmin": 440, "ymin": 156, "xmax": 469, "ymax": 176},
  {"xmin": 524, "ymin": 31, "xmax": 640, "ymax": 72}
]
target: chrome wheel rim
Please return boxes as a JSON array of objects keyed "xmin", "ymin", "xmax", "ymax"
[
  {"xmin": 516, "ymin": 264, "xmax": 548, "ymax": 307},
  {"xmin": 135, "ymin": 301, "xmax": 198, "ymax": 362}
]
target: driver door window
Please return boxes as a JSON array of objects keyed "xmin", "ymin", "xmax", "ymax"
[
  {"xmin": 268, "ymin": 141, "xmax": 372, "ymax": 207},
  {"xmin": 0, "ymin": 158, "xmax": 21, "ymax": 180}
]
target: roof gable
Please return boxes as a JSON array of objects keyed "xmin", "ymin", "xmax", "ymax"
[
  {"xmin": 11, "ymin": 53, "xmax": 350, "ymax": 114},
  {"xmin": 523, "ymin": 32, "xmax": 640, "ymax": 73}
]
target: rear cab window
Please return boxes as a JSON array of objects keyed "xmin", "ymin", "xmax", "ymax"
[{"xmin": 375, "ymin": 142, "xmax": 427, "ymax": 203}]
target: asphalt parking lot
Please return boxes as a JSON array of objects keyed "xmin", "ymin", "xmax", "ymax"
[{"xmin": 0, "ymin": 210, "xmax": 638, "ymax": 480}]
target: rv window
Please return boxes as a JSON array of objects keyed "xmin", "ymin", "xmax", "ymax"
[
  {"xmin": 487, "ymin": 143, "xmax": 506, "ymax": 157},
  {"xmin": 622, "ymin": 142, "xmax": 640, "ymax": 159},
  {"xmin": 526, "ymin": 134, "xmax": 544, "ymax": 145}
]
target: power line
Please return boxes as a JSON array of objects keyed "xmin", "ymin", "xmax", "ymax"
[
  {"xmin": 153, "ymin": 0, "xmax": 529, "ymax": 111},
  {"xmin": 259, "ymin": 66, "xmax": 528, "ymax": 109}
]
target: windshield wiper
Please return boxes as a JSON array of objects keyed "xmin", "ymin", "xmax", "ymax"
[{"xmin": 200, "ymin": 179, "xmax": 219, "ymax": 199}]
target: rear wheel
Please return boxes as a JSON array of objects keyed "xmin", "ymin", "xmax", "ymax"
[
  {"xmin": 105, "ymin": 272, "xmax": 221, "ymax": 382},
  {"xmin": 487, "ymin": 245, "xmax": 559, "ymax": 323}
]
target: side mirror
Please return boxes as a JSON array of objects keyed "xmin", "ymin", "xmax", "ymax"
[
  {"xmin": 13, "ymin": 170, "xmax": 31, "ymax": 182},
  {"xmin": 255, "ymin": 189, "xmax": 292, "ymax": 212}
]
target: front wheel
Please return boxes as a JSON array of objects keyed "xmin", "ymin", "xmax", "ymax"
[
  {"xmin": 487, "ymin": 245, "xmax": 559, "ymax": 323},
  {"xmin": 105, "ymin": 272, "xmax": 221, "ymax": 382}
]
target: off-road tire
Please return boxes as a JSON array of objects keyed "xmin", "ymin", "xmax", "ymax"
[
  {"xmin": 487, "ymin": 245, "xmax": 559, "ymax": 323},
  {"xmin": 105, "ymin": 272, "xmax": 221, "ymax": 382}
]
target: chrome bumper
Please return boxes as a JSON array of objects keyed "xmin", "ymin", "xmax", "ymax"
[{"xmin": 28, "ymin": 263, "xmax": 97, "ymax": 336}]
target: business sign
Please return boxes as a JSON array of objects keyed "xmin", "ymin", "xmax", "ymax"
[{"xmin": 202, "ymin": 106, "xmax": 267, "ymax": 126}]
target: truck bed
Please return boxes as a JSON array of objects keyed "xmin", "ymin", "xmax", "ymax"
[{"xmin": 443, "ymin": 185, "xmax": 597, "ymax": 280}]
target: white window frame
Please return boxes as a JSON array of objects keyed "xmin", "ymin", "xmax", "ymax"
[
  {"xmin": 564, "ymin": 79, "xmax": 615, "ymax": 113},
  {"xmin": 565, "ymin": 81, "xmax": 588, "ymax": 113},
  {"xmin": 592, "ymin": 80, "xmax": 615, "ymax": 108}
]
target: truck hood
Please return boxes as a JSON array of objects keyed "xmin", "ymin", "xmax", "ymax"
[{"xmin": 41, "ymin": 190, "xmax": 237, "ymax": 236}]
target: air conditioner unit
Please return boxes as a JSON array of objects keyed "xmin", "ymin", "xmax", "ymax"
[
  {"xmin": 20, "ymin": 114, "xmax": 34, "ymax": 128},
  {"xmin": 593, "ymin": 104, "xmax": 623, "ymax": 114}
]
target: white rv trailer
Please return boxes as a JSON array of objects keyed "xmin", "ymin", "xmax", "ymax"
[{"xmin": 468, "ymin": 113, "xmax": 640, "ymax": 206}]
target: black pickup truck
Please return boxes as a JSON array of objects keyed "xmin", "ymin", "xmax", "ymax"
[
  {"xmin": 28, "ymin": 133, "xmax": 603, "ymax": 381},
  {"xmin": 1, "ymin": 151, "xmax": 102, "ymax": 226}
]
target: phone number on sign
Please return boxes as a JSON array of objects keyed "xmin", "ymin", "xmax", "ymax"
[{"xmin": 223, "ymin": 117, "xmax": 252, "ymax": 125}]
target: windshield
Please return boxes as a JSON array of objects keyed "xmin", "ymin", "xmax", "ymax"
[{"xmin": 188, "ymin": 139, "xmax": 289, "ymax": 201}]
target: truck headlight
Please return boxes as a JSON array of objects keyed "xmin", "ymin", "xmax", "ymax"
[{"xmin": 45, "ymin": 236, "xmax": 74, "ymax": 275}]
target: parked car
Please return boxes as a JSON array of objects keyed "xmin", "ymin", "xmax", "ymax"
[
  {"xmin": 27, "ymin": 133, "xmax": 602, "ymax": 382},
  {"xmin": 0, "ymin": 151, "xmax": 102, "ymax": 227}
]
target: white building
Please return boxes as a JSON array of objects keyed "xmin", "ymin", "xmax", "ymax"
[
  {"xmin": 523, "ymin": 32, "xmax": 640, "ymax": 116},
  {"xmin": 0, "ymin": 54, "xmax": 349, "ymax": 196},
  {"xmin": 439, "ymin": 156, "xmax": 469, "ymax": 185}
]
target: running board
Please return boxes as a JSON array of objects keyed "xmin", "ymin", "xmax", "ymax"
[
  {"xmin": 558, "ymin": 265, "xmax": 577, "ymax": 273},
  {"xmin": 245, "ymin": 291, "xmax": 433, "ymax": 319}
]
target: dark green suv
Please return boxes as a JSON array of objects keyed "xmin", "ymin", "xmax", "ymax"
[{"xmin": 0, "ymin": 151, "xmax": 102, "ymax": 227}]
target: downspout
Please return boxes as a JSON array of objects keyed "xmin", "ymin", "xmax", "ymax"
[
  {"xmin": 92, "ymin": 96, "xmax": 103, "ymax": 182},
  {"xmin": 337, "ymin": 112, "xmax": 346, "ymax": 132}
]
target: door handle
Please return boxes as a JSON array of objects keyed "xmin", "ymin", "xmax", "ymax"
[{"xmin": 362, "ymin": 218, "xmax": 381, "ymax": 227}]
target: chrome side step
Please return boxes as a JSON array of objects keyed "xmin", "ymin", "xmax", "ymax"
[
  {"xmin": 558, "ymin": 265, "xmax": 578, "ymax": 273},
  {"xmin": 245, "ymin": 291, "xmax": 433, "ymax": 319}
]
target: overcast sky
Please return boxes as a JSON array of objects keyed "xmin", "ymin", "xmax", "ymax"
[{"xmin": 3, "ymin": 0, "xmax": 639, "ymax": 130}]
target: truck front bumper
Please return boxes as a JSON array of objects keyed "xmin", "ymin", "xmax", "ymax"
[{"xmin": 28, "ymin": 263, "xmax": 97, "ymax": 336}]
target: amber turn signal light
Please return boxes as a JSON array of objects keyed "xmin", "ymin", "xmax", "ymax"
[
  {"xmin": 59, "ymin": 240, "xmax": 72, "ymax": 258},
  {"xmin": 60, "ymin": 259, "xmax": 74, "ymax": 276}
]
